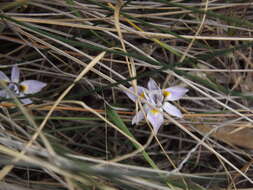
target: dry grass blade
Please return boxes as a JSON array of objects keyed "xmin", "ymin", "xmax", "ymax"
[{"xmin": 1, "ymin": 0, "xmax": 253, "ymax": 189}]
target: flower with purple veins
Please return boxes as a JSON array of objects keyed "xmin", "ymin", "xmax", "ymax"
[
  {"xmin": 125, "ymin": 78, "xmax": 188, "ymax": 133},
  {"xmin": 0, "ymin": 65, "xmax": 47, "ymax": 104}
]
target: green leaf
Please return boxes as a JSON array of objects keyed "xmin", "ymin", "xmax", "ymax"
[
  {"xmin": 106, "ymin": 105, "xmax": 158, "ymax": 169},
  {"xmin": 106, "ymin": 106, "xmax": 205, "ymax": 189}
]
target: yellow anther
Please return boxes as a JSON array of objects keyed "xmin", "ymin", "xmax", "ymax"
[
  {"xmin": 20, "ymin": 85, "xmax": 28, "ymax": 92},
  {"xmin": 151, "ymin": 109, "xmax": 159, "ymax": 114},
  {"xmin": 163, "ymin": 90, "xmax": 171, "ymax": 97}
]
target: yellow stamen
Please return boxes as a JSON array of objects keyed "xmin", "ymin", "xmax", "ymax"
[
  {"xmin": 163, "ymin": 90, "xmax": 171, "ymax": 97},
  {"xmin": 151, "ymin": 109, "xmax": 159, "ymax": 115},
  {"xmin": 140, "ymin": 92, "xmax": 145, "ymax": 98},
  {"xmin": 20, "ymin": 85, "xmax": 28, "ymax": 92}
]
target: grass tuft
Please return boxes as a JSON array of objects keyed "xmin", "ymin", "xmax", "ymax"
[{"xmin": 0, "ymin": 0, "xmax": 253, "ymax": 189}]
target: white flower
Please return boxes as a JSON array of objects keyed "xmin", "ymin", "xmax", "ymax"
[
  {"xmin": 0, "ymin": 65, "xmax": 47, "ymax": 104},
  {"xmin": 125, "ymin": 78, "xmax": 188, "ymax": 133}
]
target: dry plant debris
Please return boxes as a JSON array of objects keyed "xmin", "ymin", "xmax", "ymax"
[{"xmin": 0, "ymin": 0, "xmax": 253, "ymax": 189}]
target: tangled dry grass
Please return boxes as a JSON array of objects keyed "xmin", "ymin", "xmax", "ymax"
[{"xmin": 0, "ymin": 0, "xmax": 253, "ymax": 189}]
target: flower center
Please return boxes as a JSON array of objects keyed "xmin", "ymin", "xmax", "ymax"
[
  {"xmin": 8, "ymin": 83, "xmax": 19, "ymax": 94},
  {"xmin": 6, "ymin": 82, "xmax": 28, "ymax": 95}
]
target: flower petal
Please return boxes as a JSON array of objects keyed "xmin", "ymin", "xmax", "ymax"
[
  {"xmin": 147, "ymin": 78, "xmax": 160, "ymax": 91},
  {"xmin": 163, "ymin": 86, "xmax": 188, "ymax": 101},
  {"xmin": 132, "ymin": 104, "xmax": 149, "ymax": 125},
  {"xmin": 20, "ymin": 80, "xmax": 46, "ymax": 94},
  {"xmin": 8, "ymin": 83, "xmax": 19, "ymax": 94},
  {"xmin": 124, "ymin": 86, "xmax": 147, "ymax": 102},
  {"xmin": 21, "ymin": 98, "xmax": 33, "ymax": 105},
  {"xmin": 132, "ymin": 110, "xmax": 145, "ymax": 125},
  {"xmin": 147, "ymin": 109, "xmax": 164, "ymax": 133},
  {"xmin": 162, "ymin": 102, "xmax": 182, "ymax": 118},
  {"xmin": 0, "ymin": 90, "xmax": 7, "ymax": 97},
  {"xmin": 11, "ymin": 65, "xmax": 20, "ymax": 83},
  {"xmin": 0, "ymin": 71, "xmax": 10, "ymax": 82},
  {"xmin": 147, "ymin": 90, "xmax": 163, "ymax": 106},
  {"xmin": 18, "ymin": 93, "xmax": 32, "ymax": 104}
]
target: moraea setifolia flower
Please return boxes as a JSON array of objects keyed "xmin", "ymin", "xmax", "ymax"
[
  {"xmin": 0, "ymin": 66, "xmax": 47, "ymax": 104},
  {"xmin": 125, "ymin": 78, "xmax": 188, "ymax": 133}
]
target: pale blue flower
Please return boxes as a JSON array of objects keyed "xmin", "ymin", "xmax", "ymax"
[
  {"xmin": 0, "ymin": 66, "xmax": 47, "ymax": 104},
  {"xmin": 125, "ymin": 78, "xmax": 188, "ymax": 133}
]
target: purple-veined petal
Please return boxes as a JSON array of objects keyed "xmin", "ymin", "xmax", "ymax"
[
  {"xmin": 11, "ymin": 65, "xmax": 20, "ymax": 83},
  {"xmin": 147, "ymin": 109, "xmax": 164, "ymax": 133},
  {"xmin": 20, "ymin": 80, "xmax": 46, "ymax": 94},
  {"xmin": 162, "ymin": 102, "xmax": 182, "ymax": 118},
  {"xmin": 0, "ymin": 71, "xmax": 9, "ymax": 82},
  {"xmin": 124, "ymin": 86, "xmax": 147, "ymax": 102},
  {"xmin": 147, "ymin": 78, "xmax": 160, "ymax": 91},
  {"xmin": 163, "ymin": 86, "xmax": 188, "ymax": 101},
  {"xmin": 0, "ymin": 90, "xmax": 7, "ymax": 97}
]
